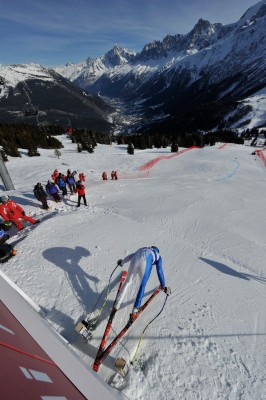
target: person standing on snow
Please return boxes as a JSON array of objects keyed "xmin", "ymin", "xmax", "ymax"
[
  {"xmin": 55, "ymin": 173, "xmax": 67, "ymax": 196},
  {"xmin": 79, "ymin": 172, "xmax": 86, "ymax": 182},
  {"xmin": 76, "ymin": 180, "xmax": 87, "ymax": 207},
  {"xmin": 66, "ymin": 170, "xmax": 76, "ymax": 194},
  {"xmin": 0, "ymin": 195, "xmax": 40, "ymax": 231},
  {"xmin": 51, "ymin": 169, "xmax": 59, "ymax": 182},
  {"xmin": 114, "ymin": 246, "xmax": 171, "ymax": 320}
]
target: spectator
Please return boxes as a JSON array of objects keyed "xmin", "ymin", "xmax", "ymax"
[
  {"xmin": 0, "ymin": 220, "xmax": 12, "ymax": 243},
  {"xmin": 55, "ymin": 173, "xmax": 68, "ymax": 196},
  {"xmin": 79, "ymin": 172, "xmax": 86, "ymax": 181},
  {"xmin": 76, "ymin": 181, "xmax": 87, "ymax": 207},
  {"xmin": 46, "ymin": 180, "xmax": 61, "ymax": 203},
  {"xmin": 0, "ymin": 195, "xmax": 40, "ymax": 231},
  {"xmin": 33, "ymin": 182, "xmax": 49, "ymax": 210},
  {"xmin": 51, "ymin": 169, "xmax": 59, "ymax": 182},
  {"xmin": 66, "ymin": 170, "xmax": 76, "ymax": 194}
]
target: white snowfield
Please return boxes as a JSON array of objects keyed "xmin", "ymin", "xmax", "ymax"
[{"xmin": 1, "ymin": 136, "xmax": 266, "ymax": 400}]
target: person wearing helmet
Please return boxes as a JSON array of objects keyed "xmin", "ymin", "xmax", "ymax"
[
  {"xmin": 0, "ymin": 195, "xmax": 9, "ymax": 203},
  {"xmin": 0, "ymin": 196, "xmax": 39, "ymax": 230},
  {"xmin": 115, "ymin": 246, "xmax": 171, "ymax": 320}
]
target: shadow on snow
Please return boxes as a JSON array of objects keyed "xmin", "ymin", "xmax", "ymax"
[{"xmin": 200, "ymin": 257, "xmax": 266, "ymax": 284}]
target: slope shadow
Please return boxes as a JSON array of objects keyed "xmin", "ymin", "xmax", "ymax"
[
  {"xmin": 41, "ymin": 305, "xmax": 119, "ymax": 368},
  {"xmin": 43, "ymin": 246, "xmax": 100, "ymax": 312},
  {"xmin": 9, "ymin": 193, "xmax": 37, "ymax": 207},
  {"xmin": 8, "ymin": 211, "xmax": 58, "ymax": 245},
  {"xmin": 200, "ymin": 257, "xmax": 266, "ymax": 284}
]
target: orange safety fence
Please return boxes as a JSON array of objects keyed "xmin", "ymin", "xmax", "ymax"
[
  {"xmin": 119, "ymin": 146, "xmax": 200, "ymax": 179},
  {"xmin": 255, "ymin": 149, "xmax": 266, "ymax": 167},
  {"xmin": 217, "ymin": 143, "xmax": 229, "ymax": 149}
]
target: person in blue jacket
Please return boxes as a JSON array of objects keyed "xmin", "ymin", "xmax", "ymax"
[
  {"xmin": 46, "ymin": 180, "xmax": 61, "ymax": 203},
  {"xmin": 115, "ymin": 246, "xmax": 171, "ymax": 320}
]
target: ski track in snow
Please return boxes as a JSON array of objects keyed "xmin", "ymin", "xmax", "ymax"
[{"xmin": 1, "ymin": 137, "xmax": 266, "ymax": 400}]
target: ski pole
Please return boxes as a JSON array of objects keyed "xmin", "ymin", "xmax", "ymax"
[
  {"xmin": 87, "ymin": 263, "xmax": 119, "ymax": 325},
  {"xmin": 130, "ymin": 292, "xmax": 169, "ymax": 365}
]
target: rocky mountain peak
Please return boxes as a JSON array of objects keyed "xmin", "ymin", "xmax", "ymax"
[
  {"xmin": 185, "ymin": 18, "xmax": 222, "ymax": 50},
  {"xmin": 102, "ymin": 44, "xmax": 135, "ymax": 67}
]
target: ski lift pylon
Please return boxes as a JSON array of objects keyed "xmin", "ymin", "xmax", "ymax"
[{"xmin": 23, "ymin": 104, "xmax": 39, "ymax": 116}]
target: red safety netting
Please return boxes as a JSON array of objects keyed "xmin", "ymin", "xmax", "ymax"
[
  {"xmin": 118, "ymin": 146, "xmax": 200, "ymax": 180},
  {"xmin": 255, "ymin": 149, "xmax": 266, "ymax": 166}
]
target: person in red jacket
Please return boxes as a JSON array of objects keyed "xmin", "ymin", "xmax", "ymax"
[
  {"xmin": 79, "ymin": 172, "xmax": 86, "ymax": 182},
  {"xmin": 51, "ymin": 169, "xmax": 59, "ymax": 182},
  {"xmin": 0, "ymin": 195, "xmax": 40, "ymax": 230},
  {"xmin": 76, "ymin": 181, "xmax": 87, "ymax": 207}
]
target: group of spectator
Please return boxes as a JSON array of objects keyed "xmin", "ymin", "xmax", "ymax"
[
  {"xmin": 0, "ymin": 166, "xmax": 119, "ymax": 234},
  {"xmin": 33, "ymin": 168, "xmax": 87, "ymax": 209},
  {"xmin": 102, "ymin": 170, "xmax": 118, "ymax": 180}
]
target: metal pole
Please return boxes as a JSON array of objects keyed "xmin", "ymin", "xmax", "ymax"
[{"xmin": 0, "ymin": 153, "xmax": 15, "ymax": 190}]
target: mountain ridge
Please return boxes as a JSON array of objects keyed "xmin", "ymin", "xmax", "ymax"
[
  {"xmin": 0, "ymin": 63, "xmax": 113, "ymax": 132},
  {"xmin": 54, "ymin": 1, "xmax": 266, "ymax": 134},
  {"xmin": 0, "ymin": 1, "xmax": 265, "ymax": 135}
]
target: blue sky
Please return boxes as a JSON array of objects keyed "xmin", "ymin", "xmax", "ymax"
[{"xmin": 1, "ymin": 0, "xmax": 260, "ymax": 67}]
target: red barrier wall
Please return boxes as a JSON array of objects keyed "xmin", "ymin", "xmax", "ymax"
[
  {"xmin": 255, "ymin": 149, "xmax": 266, "ymax": 166},
  {"xmin": 0, "ymin": 301, "xmax": 86, "ymax": 399},
  {"xmin": 217, "ymin": 143, "xmax": 229, "ymax": 149},
  {"xmin": 137, "ymin": 147, "xmax": 197, "ymax": 171}
]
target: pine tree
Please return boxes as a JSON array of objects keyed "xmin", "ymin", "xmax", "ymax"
[
  {"xmin": 54, "ymin": 149, "xmax": 61, "ymax": 159},
  {"xmin": 127, "ymin": 142, "xmax": 134, "ymax": 155},
  {"xmin": 171, "ymin": 143, "xmax": 179, "ymax": 152}
]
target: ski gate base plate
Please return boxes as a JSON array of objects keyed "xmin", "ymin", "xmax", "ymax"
[
  {"xmin": 114, "ymin": 358, "xmax": 127, "ymax": 377},
  {"xmin": 75, "ymin": 321, "xmax": 93, "ymax": 341}
]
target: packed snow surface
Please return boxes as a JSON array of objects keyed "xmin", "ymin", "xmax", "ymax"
[{"xmin": 1, "ymin": 136, "xmax": 266, "ymax": 400}]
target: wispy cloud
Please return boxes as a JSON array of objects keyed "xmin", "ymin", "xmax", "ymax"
[{"xmin": 0, "ymin": 0, "xmax": 260, "ymax": 65}]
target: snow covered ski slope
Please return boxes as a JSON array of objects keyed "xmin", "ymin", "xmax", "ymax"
[{"xmin": 1, "ymin": 136, "xmax": 266, "ymax": 400}]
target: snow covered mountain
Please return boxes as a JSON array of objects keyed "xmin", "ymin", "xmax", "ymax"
[
  {"xmin": 0, "ymin": 2, "xmax": 265, "ymax": 135},
  {"xmin": 56, "ymin": 1, "xmax": 266, "ymax": 134},
  {"xmin": 0, "ymin": 64, "xmax": 113, "ymax": 132}
]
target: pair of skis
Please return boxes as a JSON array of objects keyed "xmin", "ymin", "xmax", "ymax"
[
  {"xmin": 92, "ymin": 270, "xmax": 161, "ymax": 372},
  {"xmin": 9, "ymin": 223, "xmax": 38, "ymax": 241}
]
